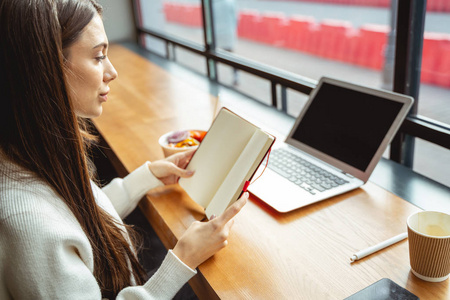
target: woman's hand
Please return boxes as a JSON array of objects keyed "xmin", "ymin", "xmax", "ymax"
[
  {"xmin": 148, "ymin": 149, "xmax": 196, "ymax": 185},
  {"xmin": 172, "ymin": 192, "xmax": 248, "ymax": 270}
]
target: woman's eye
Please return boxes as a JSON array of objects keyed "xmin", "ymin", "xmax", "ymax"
[{"xmin": 95, "ymin": 55, "xmax": 106, "ymax": 62}]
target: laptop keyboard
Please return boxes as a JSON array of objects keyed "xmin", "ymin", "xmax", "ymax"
[{"xmin": 268, "ymin": 148, "xmax": 349, "ymax": 195}]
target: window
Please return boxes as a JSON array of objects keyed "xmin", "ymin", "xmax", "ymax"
[
  {"xmin": 133, "ymin": 0, "xmax": 450, "ymax": 187},
  {"xmin": 221, "ymin": 1, "xmax": 397, "ymax": 115},
  {"xmin": 419, "ymin": 6, "xmax": 450, "ymax": 125},
  {"xmin": 414, "ymin": 138, "xmax": 450, "ymax": 186},
  {"xmin": 135, "ymin": 0, "xmax": 207, "ymax": 74},
  {"xmin": 233, "ymin": 1, "xmax": 393, "ymax": 85}
]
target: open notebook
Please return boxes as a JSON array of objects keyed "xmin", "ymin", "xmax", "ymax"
[{"xmin": 179, "ymin": 108, "xmax": 275, "ymax": 219}]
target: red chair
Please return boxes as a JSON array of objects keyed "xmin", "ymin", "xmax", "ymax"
[
  {"xmin": 433, "ymin": 36, "xmax": 450, "ymax": 87},
  {"xmin": 181, "ymin": 4, "xmax": 193, "ymax": 26},
  {"xmin": 317, "ymin": 19, "xmax": 353, "ymax": 60},
  {"xmin": 421, "ymin": 33, "xmax": 446, "ymax": 84},
  {"xmin": 189, "ymin": 4, "xmax": 202, "ymax": 27},
  {"xmin": 260, "ymin": 13, "xmax": 288, "ymax": 46},
  {"xmin": 275, "ymin": 19, "xmax": 291, "ymax": 48},
  {"xmin": 285, "ymin": 15, "xmax": 316, "ymax": 52},
  {"xmin": 304, "ymin": 23, "xmax": 322, "ymax": 55},
  {"xmin": 339, "ymin": 28, "xmax": 359, "ymax": 63},
  {"xmin": 343, "ymin": 29, "xmax": 363, "ymax": 65},
  {"xmin": 237, "ymin": 12, "xmax": 246, "ymax": 38},
  {"xmin": 358, "ymin": 24, "xmax": 389, "ymax": 69},
  {"xmin": 163, "ymin": 3, "xmax": 175, "ymax": 22},
  {"xmin": 444, "ymin": 0, "xmax": 450, "ymax": 12},
  {"xmin": 433, "ymin": 0, "xmax": 447, "ymax": 12},
  {"xmin": 237, "ymin": 10, "xmax": 261, "ymax": 40},
  {"xmin": 426, "ymin": 0, "xmax": 438, "ymax": 11},
  {"xmin": 376, "ymin": 0, "xmax": 390, "ymax": 7},
  {"xmin": 170, "ymin": 3, "xmax": 183, "ymax": 25}
]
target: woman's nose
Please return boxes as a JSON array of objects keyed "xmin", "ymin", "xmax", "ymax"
[{"xmin": 104, "ymin": 58, "xmax": 118, "ymax": 82}]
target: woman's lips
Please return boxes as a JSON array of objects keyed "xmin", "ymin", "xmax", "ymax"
[{"xmin": 99, "ymin": 91, "xmax": 109, "ymax": 102}]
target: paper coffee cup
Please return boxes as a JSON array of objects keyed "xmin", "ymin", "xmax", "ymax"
[{"xmin": 407, "ymin": 211, "xmax": 450, "ymax": 282}]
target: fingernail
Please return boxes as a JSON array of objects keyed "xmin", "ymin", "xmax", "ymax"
[
  {"xmin": 187, "ymin": 170, "xmax": 194, "ymax": 175},
  {"xmin": 210, "ymin": 214, "xmax": 216, "ymax": 220},
  {"xmin": 243, "ymin": 192, "xmax": 249, "ymax": 198}
]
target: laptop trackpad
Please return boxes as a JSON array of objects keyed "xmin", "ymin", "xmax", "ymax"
[{"xmin": 249, "ymin": 170, "xmax": 316, "ymax": 213}]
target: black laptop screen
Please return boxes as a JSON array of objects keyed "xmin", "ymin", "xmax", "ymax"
[{"xmin": 291, "ymin": 82, "xmax": 404, "ymax": 171}]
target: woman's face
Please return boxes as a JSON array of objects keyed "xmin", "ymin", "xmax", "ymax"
[{"xmin": 65, "ymin": 14, "xmax": 117, "ymax": 118}]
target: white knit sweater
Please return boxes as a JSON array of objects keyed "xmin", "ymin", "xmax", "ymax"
[{"xmin": 0, "ymin": 156, "xmax": 197, "ymax": 299}]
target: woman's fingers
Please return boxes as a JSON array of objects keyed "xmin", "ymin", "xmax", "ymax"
[
  {"xmin": 172, "ymin": 192, "xmax": 248, "ymax": 269},
  {"xmin": 214, "ymin": 192, "xmax": 248, "ymax": 225},
  {"xmin": 148, "ymin": 160, "xmax": 194, "ymax": 183},
  {"xmin": 169, "ymin": 148, "xmax": 196, "ymax": 164},
  {"xmin": 178, "ymin": 149, "xmax": 196, "ymax": 168},
  {"xmin": 182, "ymin": 148, "xmax": 197, "ymax": 159},
  {"xmin": 171, "ymin": 164, "xmax": 194, "ymax": 178}
]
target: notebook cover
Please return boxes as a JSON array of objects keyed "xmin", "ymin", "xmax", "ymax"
[{"xmin": 344, "ymin": 278, "xmax": 419, "ymax": 300}]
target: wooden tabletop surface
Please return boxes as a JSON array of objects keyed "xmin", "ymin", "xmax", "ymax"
[{"xmin": 93, "ymin": 44, "xmax": 449, "ymax": 299}]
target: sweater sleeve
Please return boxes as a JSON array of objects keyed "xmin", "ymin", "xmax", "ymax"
[
  {"xmin": 117, "ymin": 250, "xmax": 197, "ymax": 300},
  {"xmin": 1, "ymin": 205, "xmax": 196, "ymax": 300},
  {"xmin": 2, "ymin": 209, "xmax": 102, "ymax": 299},
  {"xmin": 102, "ymin": 162, "xmax": 164, "ymax": 219}
]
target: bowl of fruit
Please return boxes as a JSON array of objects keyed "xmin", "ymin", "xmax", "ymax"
[{"xmin": 159, "ymin": 129, "xmax": 207, "ymax": 157}]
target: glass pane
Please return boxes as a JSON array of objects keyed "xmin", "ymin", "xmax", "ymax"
[
  {"xmin": 413, "ymin": 138, "xmax": 450, "ymax": 187},
  {"xmin": 419, "ymin": 6, "xmax": 450, "ymax": 125},
  {"xmin": 208, "ymin": 0, "xmax": 395, "ymax": 114},
  {"xmin": 211, "ymin": 0, "xmax": 238, "ymax": 52},
  {"xmin": 233, "ymin": 71, "xmax": 271, "ymax": 105},
  {"xmin": 285, "ymin": 88, "xmax": 309, "ymax": 116},
  {"xmin": 217, "ymin": 62, "xmax": 237, "ymax": 87},
  {"xmin": 218, "ymin": 63, "xmax": 272, "ymax": 105},
  {"xmin": 174, "ymin": 48, "xmax": 208, "ymax": 76},
  {"xmin": 136, "ymin": 0, "xmax": 206, "ymax": 74},
  {"xmin": 232, "ymin": 1, "xmax": 394, "ymax": 88},
  {"xmin": 137, "ymin": 0, "xmax": 204, "ymax": 45},
  {"xmin": 142, "ymin": 35, "xmax": 167, "ymax": 57}
]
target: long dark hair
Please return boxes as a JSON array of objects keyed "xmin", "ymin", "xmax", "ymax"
[{"xmin": 0, "ymin": 0, "xmax": 147, "ymax": 297}]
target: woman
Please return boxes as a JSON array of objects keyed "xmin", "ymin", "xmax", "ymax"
[{"xmin": 0, "ymin": 0, "xmax": 247, "ymax": 299}]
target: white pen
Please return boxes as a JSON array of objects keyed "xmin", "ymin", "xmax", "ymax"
[{"xmin": 350, "ymin": 232, "xmax": 408, "ymax": 263}]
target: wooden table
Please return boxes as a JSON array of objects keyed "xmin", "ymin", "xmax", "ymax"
[{"xmin": 93, "ymin": 44, "xmax": 449, "ymax": 299}]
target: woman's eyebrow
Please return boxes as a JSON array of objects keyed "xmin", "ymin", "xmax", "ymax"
[{"xmin": 92, "ymin": 42, "xmax": 108, "ymax": 50}]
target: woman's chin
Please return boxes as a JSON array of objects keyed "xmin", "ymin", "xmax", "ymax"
[{"xmin": 75, "ymin": 106, "xmax": 103, "ymax": 119}]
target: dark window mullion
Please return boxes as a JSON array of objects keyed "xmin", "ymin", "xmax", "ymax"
[
  {"xmin": 201, "ymin": 0, "xmax": 217, "ymax": 81},
  {"xmin": 390, "ymin": 0, "xmax": 426, "ymax": 167}
]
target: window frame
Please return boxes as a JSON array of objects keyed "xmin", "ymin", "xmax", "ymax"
[{"xmin": 131, "ymin": 0, "xmax": 450, "ymax": 168}]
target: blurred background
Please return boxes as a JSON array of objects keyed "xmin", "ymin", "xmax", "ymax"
[{"xmin": 99, "ymin": 0, "xmax": 450, "ymax": 187}]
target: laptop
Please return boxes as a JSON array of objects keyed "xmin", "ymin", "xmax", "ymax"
[{"xmin": 248, "ymin": 77, "xmax": 414, "ymax": 213}]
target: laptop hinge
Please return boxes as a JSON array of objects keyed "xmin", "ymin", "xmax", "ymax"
[{"xmin": 342, "ymin": 172, "xmax": 355, "ymax": 179}]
